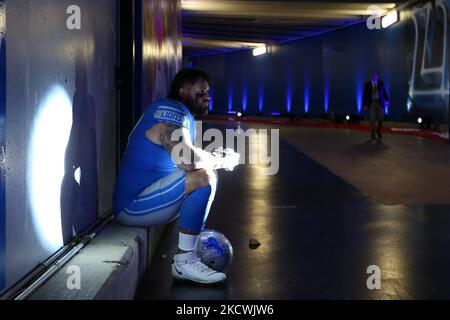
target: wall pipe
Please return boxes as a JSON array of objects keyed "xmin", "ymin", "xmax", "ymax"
[{"xmin": 11, "ymin": 213, "xmax": 114, "ymax": 300}]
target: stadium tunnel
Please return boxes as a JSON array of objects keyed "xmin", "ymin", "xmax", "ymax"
[{"xmin": 0, "ymin": 0, "xmax": 450, "ymax": 301}]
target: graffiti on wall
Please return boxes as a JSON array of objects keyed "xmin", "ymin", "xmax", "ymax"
[
  {"xmin": 407, "ymin": 0, "xmax": 449, "ymax": 121},
  {"xmin": 142, "ymin": 0, "xmax": 182, "ymax": 110},
  {"xmin": 0, "ymin": 0, "xmax": 5, "ymax": 292}
]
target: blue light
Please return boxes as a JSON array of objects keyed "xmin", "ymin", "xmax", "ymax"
[
  {"xmin": 356, "ymin": 81, "xmax": 363, "ymax": 113},
  {"xmin": 407, "ymin": 97, "xmax": 413, "ymax": 112},
  {"xmin": 209, "ymin": 90, "xmax": 214, "ymax": 111},
  {"xmin": 242, "ymin": 84, "xmax": 247, "ymax": 112},
  {"xmin": 228, "ymin": 87, "xmax": 233, "ymax": 112},
  {"xmin": 286, "ymin": 82, "xmax": 292, "ymax": 113},
  {"xmin": 258, "ymin": 87, "xmax": 264, "ymax": 112},
  {"xmin": 271, "ymin": 112, "xmax": 281, "ymax": 116},
  {"xmin": 304, "ymin": 85, "xmax": 310, "ymax": 113},
  {"xmin": 324, "ymin": 81, "xmax": 329, "ymax": 113},
  {"xmin": 384, "ymin": 83, "xmax": 390, "ymax": 115}
]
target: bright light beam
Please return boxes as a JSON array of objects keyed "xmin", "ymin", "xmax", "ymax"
[{"xmin": 28, "ymin": 85, "xmax": 73, "ymax": 252}]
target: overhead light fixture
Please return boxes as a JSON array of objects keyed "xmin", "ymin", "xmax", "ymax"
[
  {"xmin": 253, "ymin": 45, "xmax": 267, "ymax": 56},
  {"xmin": 382, "ymin": 10, "xmax": 398, "ymax": 28}
]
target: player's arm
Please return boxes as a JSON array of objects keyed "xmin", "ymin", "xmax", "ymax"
[{"xmin": 156, "ymin": 123, "xmax": 225, "ymax": 172}]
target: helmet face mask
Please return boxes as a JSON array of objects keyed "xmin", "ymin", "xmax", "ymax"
[{"xmin": 196, "ymin": 229, "xmax": 234, "ymax": 273}]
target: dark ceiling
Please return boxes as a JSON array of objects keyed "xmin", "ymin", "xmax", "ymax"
[{"xmin": 181, "ymin": 0, "xmax": 410, "ymax": 57}]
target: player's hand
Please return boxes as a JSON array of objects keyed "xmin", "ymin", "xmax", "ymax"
[
  {"xmin": 212, "ymin": 147, "xmax": 240, "ymax": 171},
  {"xmin": 223, "ymin": 149, "xmax": 240, "ymax": 171}
]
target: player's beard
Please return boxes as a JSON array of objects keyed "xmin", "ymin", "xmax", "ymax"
[{"xmin": 183, "ymin": 95, "xmax": 209, "ymax": 117}]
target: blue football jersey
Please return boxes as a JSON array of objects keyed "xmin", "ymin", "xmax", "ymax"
[{"xmin": 113, "ymin": 98, "xmax": 196, "ymax": 213}]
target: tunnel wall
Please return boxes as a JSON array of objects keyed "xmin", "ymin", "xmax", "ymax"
[
  {"xmin": 192, "ymin": 0, "xmax": 450, "ymax": 124},
  {"xmin": 0, "ymin": 0, "xmax": 117, "ymax": 294}
]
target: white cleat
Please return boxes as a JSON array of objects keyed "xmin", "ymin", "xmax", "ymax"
[{"xmin": 171, "ymin": 250, "xmax": 226, "ymax": 284}]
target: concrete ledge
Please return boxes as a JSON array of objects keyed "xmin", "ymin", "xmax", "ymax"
[
  {"xmin": 27, "ymin": 223, "xmax": 165, "ymax": 300},
  {"xmin": 91, "ymin": 224, "xmax": 148, "ymax": 284}
]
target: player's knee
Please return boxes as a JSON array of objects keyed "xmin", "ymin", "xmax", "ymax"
[{"xmin": 186, "ymin": 169, "xmax": 217, "ymax": 194}]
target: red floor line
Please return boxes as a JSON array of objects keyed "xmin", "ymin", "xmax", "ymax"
[{"xmin": 203, "ymin": 115, "xmax": 450, "ymax": 144}]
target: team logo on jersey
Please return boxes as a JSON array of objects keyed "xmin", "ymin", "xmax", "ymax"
[{"xmin": 154, "ymin": 108, "xmax": 186, "ymax": 127}]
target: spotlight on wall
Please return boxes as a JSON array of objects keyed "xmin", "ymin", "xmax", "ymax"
[
  {"xmin": 237, "ymin": 112, "xmax": 242, "ymax": 117},
  {"xmin": 417, "ymin": 117, "xmax": 423, "ymax": 124},
  {"xmin": 382, "ymin": 10, "xmax": 398, "ymax": 28},
  {"xmin": 253, "ymin": 45, "xmax": 267, "ymax": 57},
  {"xmin": 28, "ymin": 85, "xmax": 72, "ymax": 252},
  {"xmin": 346, "ymin": 115, "xmax": 350, "ymax": 121}
]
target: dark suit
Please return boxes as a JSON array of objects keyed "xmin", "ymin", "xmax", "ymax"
[
  {"xmin": 363, "ymin": 80, "xmax": 390, "ymax": 139},
  {"xmin": 363, "ymin": 80, "xmax": 389, "ymax": 110}
]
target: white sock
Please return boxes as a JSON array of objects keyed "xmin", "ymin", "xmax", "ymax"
[{"xmin": 178, "ymin": 232, "xmax": 199, "ymax": 252}]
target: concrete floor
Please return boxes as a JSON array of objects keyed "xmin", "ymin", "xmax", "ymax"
[
  {"xmin": 136, "ymin": 121, "xmax": 450, "ymax": 300},
  {"xmin": 278, "ymin": 125, "xmax": 450, "ymax": 205}
]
